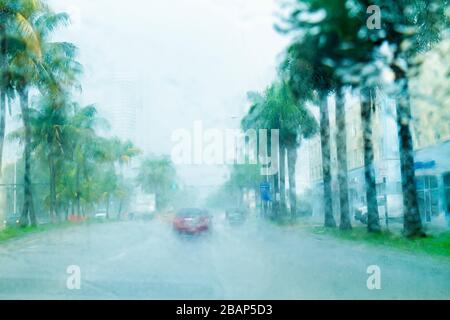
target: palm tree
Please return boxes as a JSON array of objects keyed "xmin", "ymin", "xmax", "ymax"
[
  {"xmin": 284, "ymin": 0, "xmax": 372, "ymax": 230},
  {"xmin": 110, "ymin": 138, "xmax": 141, "ymax": 168},
  {"xmin": 277, "ymin": 83, "xmax": 318, "ymax": 217},
  {"xmin": 285, "ymin": 101, "xmax": 317, "ymax": 217},
  {"xmin": 65, "ymin": 104, "xmax": 103, "ymax": 216},
  {"xmin": 48, "ymin": 103, "xmax": 130, "ymax": 220},
  {"xmin": 277, "ymin": 0, "xmax": 389, "ymax": 230},
  {"xmin": 318, "ymin": 91, "xmax": 335, "ymax": 227},
  {"xmin": 242, "ymin": 82, "xmax": 318, "ymax": 217},
  {"xmin": 0, "ymin": 9, "xmax": 7, "ymax": 174},
  {"xmin": 8, "ymin": 4, "xmax": 76, "ymax": 226},
  {"xmin": 242, "ymin": 87, "xmax": 281, "ymax": 215},
  {"xmin": 290, "ymin": 0, "xmax": 383, "ymax": 232},
  {"xmin": 360, "ymin": 87, "xmax": 381, "ymax": 232},
  {"xmin": 28, "ymin": 95, "xmax": 68, "ymax": 221},
  {"xmin": 281, "ymin": 36, "xmax": 337, "ymax": 227},
  {"xmin": 105, "ymin": 138, "xmax": 140, "ymax": 218},
  {"xmin": 335, "ymin": 88, "xmax": 351, "ymax": 229},
  {"xmin": 0, "ymin": 0, "xmax": 45, "ymax": 226},
  {"xmin": 372, "ymin": 0, "xmax": 447, "ymax": 237},
  {"xmin": 136, "ymin": 155, "xmax": 177, "ymax": 211},
  {"xmin": 9, "ymin": 96, "xmax": 65, "ymax": 221},
  {"xmin": 24, "ymin": 35, "xmax": 81, "ymax": 221},
  {"xmin": 0, "ymin": 0, "xmax": 45, "ymax": 175}
]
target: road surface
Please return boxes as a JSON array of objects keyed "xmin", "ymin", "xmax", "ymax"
[{"xmin": 0, "ymin": 215, "xmax": 449, "ymax": 299}]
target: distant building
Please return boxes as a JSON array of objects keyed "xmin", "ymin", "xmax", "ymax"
[
  {"xmin": 414, "ymin": 141, "xmax": 450, "ymax": 222},
  {"xmin": 101, "ymin": 74, "xmax": 143, "ymax": 144},
  {"xmin": 409, "ymin": 39, "xmax": 450, "ymax": 223},
  {"xmin": 412, "ymin": 90, "xmax": 450, "ymax": 223}
]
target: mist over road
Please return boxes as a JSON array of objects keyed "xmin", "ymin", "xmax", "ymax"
[{"xmin": 0, "ymin": 216, "xmax": 449, "ymax": 299}]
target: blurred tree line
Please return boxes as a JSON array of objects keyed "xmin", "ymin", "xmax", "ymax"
[{"xmin": 0, "ymin": 0, "xmax": 145, "ymax": 225}]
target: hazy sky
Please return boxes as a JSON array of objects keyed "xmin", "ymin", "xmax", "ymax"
[{"xmin": 47, "ymin": 0, "xmax": 291, "ymax": 186}]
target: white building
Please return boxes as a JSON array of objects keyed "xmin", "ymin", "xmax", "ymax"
[{"xmin": 105, "ymin": 75, "xmax": 142, "ymax": 144}]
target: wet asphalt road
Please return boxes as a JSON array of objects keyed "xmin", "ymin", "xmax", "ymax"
[{"xmin": 0, "ymin": 215, "xmax": 449, "ymax": 299}]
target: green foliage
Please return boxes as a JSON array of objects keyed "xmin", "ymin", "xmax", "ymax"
[
  {"xmin": 233, "ymin": 81, "xmax": 319, "ymax": 213},
  {"xmin": 227, "ymin": 164, "xmax": 261, "ymax": 190},
  {"xmin": 136, "ymin": 155, "xmax": 178, "ymax": 210},
  {"xmin": 0, "ymin": 219, "xmax": 113, "ymax": 244},
  {"xmin": 2, "ymin": 156, "xmax": 49, "ymax": 218},
  {"xmin": 277, "ymin": 0, "xmax": 448, "ymax": 90},
  {"xmin": 242, "ymin": 81, "xmax": 318, "ymax": 147},
  {"xmin": 0, "ymin": 0, "xmax": 143, "ymax": 223},
  {"xmin": 6, "ymin": 100, "xmax": 141, "ymax": 219}
]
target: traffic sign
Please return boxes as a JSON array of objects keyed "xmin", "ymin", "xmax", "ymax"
[{"xmin": 260, "ymin": 182, "xmax": 271, "ymax": 201}]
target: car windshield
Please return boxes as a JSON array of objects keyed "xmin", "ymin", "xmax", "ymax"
[{"xmin": 0, "ymin": 0, "xmax": 449, "ymax": 302}]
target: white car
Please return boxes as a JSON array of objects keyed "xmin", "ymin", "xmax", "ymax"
[{"xmin": 94, "ymin": 211, "xmax": 107, "ymax": 220}]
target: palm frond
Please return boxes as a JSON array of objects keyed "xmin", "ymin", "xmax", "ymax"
[{"xmin": 15, "ymin": 12, "xmax": 42, "ymax": 60}]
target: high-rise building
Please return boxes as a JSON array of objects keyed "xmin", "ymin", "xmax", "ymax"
[{"xmin": 107, "ymin": 75, "xmax": 142, "ymax": 143}]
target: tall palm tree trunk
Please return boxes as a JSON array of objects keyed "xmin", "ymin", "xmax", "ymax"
[
  {"xmin": 48, "ymin": 156, "xmax": 57, "ymax": 222},
  {"xmin": 117, "ymin": 200, "xmax": 123, "ymax": 220},
  {"xmin": 319, "ymin": 92, "xmax": 336, "ymax": 227},
  {"xmin": 395, "ymin": 77, "xmax": 424, "ymax": 237},
  {"xmin": 0, "ymin": 90, "xmax": 5, "ymax": 175},
  {"xmin": 76, "ymin": 163, "xmax": 81, "ymax": 216},
  {"xmin": 287, "ymin": 145, "xmax": 297, "ymax": 217},
  {"xmin": 361, "ymin": 87, "xmax": 381, "ymax": 233},
  {"xmin": 279, "ymin": 144, "xmax": 287, "ymax": 211},
  {"xmin": 19, "ymin": 89, "xmax": 37, "ymax": 227},
  {"xmin": 0, "ymin": 20, "xmax": 7, "ymax": 175},
  {"xmin": 271, "ymin": 130, "xmax": 280, "ymax": 217},
  {"xmin": 335, "ymin": 88, "xmax": 351, "ymax": 230},
  {"xmin": 106, "ymin": 194, "xmax": 110, "ymax": 219}
]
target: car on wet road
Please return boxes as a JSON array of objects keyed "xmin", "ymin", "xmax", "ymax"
[
  {"xmin": 3, "ymin": 215, "xmax": 20, "ymax": 228},
  {"xmin": 225, "ymin": 208, "xmax": 247, "ymax": 225},
  {"xmin": 173, "ymin": 208, "xmax": 211, "ymax": 235}
]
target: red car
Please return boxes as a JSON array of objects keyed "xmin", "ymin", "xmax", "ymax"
[{"xmin": 173, "ymin": 208, "xmax": 211, "ymax": 235}]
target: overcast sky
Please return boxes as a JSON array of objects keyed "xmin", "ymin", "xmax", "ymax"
[{"xmin": 46, "ymin": 0, "xmax": 293, "ymax": 186}]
